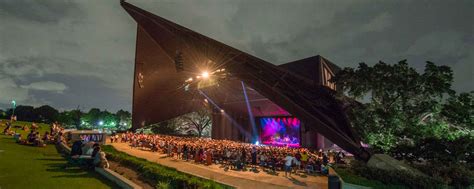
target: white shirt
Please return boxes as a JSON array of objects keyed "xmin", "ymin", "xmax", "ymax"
[{"xmin": 285, "ymin": 156, "xmax": 294, "ymax": 166}]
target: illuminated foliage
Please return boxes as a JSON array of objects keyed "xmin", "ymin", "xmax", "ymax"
[{"xmin": 333, "ymin": 60, "xmax": 473, "ymax": 161}]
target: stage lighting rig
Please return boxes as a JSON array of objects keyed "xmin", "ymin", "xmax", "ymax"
[{"xmin": 201, "ymin": 71, "xmax": 210, "ymax": 78}]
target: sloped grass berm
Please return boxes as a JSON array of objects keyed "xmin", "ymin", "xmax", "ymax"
[{"xmin": 102, "ymin": 145, "xmax": 233, "ymax": 189}]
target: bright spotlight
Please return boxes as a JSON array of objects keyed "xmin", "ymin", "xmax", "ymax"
[
  {"xmin": 201, "ymin": 71, "xmax": 209, "ymax": 78},
  {"xmin": 98, "ymin": 121, "xmax": 104, "ymax": 126},
  {"xmin": 204, "ymin": 99, "xmax": 208, "ymax": 103},
  {"xmin": 220, "ymin": 109, "xmax": 225, "ymax": 113},
  {"xmin": 255, "ymin": 141, "xmax": 259, "ymax": 145}
]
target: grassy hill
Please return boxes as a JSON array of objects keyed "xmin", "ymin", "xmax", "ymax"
[{"xmin": 0, "ymin": 120, "xmax": 118, "ymax": 189}]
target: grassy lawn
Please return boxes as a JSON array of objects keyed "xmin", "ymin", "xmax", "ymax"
[
  {"xmin": 1, "ymin": 119, "xmax": 50, "ymax": 136},
  {"xmin": 0, "ymin": 121, "xmax": 119, "ymax": 189}
]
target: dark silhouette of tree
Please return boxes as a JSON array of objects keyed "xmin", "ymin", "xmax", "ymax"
[
  {"xmin": 11, "ymin": 105, "xmax": 35, "ymax": 122},
  {"xmin": 33, "ymin": 105, "xmax": 59, "ymax": 123},
  {"xmin": 149, "ymin": 119, "xmax": 180, "ymax": 135},
  {"xmin": 116, "ymin": 109, "xmax": 131, "ymax": 120},
  {"xmin": 69, "ymin": 109, "xmax": 83, "ymax": 129},
  {"xmin": 0, "ymin": 109, "xmax": 6, "ymax": 119}
]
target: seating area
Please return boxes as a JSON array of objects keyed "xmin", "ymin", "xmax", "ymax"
[{"xmin": 114, "ymin": 132, "xmax": 348, "ymax": 177}]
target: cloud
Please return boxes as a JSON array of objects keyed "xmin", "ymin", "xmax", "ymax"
[
  {"xmin": 0, "ymin": 0, "xmax": 472, "ymax": 111},
  {"xmin": 20, "ymin": 81, "xmax": 68, "ymax": 93},
  {"xmin": 359, "ymin": 12, "xmax": 392, "ymax": 33},
  {"xmin": 0, "ymin": 77, "xmax": 29, "ymax": 103}
]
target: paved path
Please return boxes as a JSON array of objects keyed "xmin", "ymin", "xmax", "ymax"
[{"xmin": 109, "ymin": 142, "xmax": 328, "ymax": 189}]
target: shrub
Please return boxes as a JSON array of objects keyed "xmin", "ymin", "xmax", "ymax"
[
  {"xmin": 351, "ymin": 160, "xmax": 446, "ymax": 189},
  {"xmin": 414, "ymin": 163, "xmax": 474, "ymax": 188},
  {"xmin": 102, "ymin": 145, "xmax": 231, "ymax": 189},
  {"xmin": 156, "ymin": 181, "xmax": 171, "ymax": 189}
]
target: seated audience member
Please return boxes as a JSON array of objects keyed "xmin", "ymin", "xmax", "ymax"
[
  {"xmin": 14, "ymin": 133, "xmax": 21, "ymax": 143},
  {"xmin": 82, "ymin": 142, "xmax": 96, "ymax": 156},
  {"xmin": 71, "ymin": 140, "xmax": 83, "ymax": 156},
  {"xmin": 91, "ymin": 144, "xmax": 106, "ymax": 167},
  {"xmin": 27, "ymin": 131, "xmax": 35, "ymax": 143},
  {"xmin": 3, "ymin": 122, "xmax": 11, "ymax": 134},
  {"xmin": 42, "ymin": 132, "xmax": 51, "ymax": 142},
  {"xmin": 31, "ymin": 123, "xmax": 38, "ymax": 131}
]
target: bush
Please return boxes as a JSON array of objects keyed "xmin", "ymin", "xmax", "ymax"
[
  {"xmin": 102, "ymin": 145, "xmax": 231, "ymax": 189},
  {"xmin": 156, "ymin": 181, "xmax": 171, "ymax": 189},
  {"xmin": 351, "ymin": 161, "xmax": 446, "ymax": 189},
  {"xmin": 414, "ymin": 163, "xmax": 474, "ymax": 188}
]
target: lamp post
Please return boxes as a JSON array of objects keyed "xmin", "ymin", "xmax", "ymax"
[{"xmin": 11, "ymin": 100, "xmax": 16, "ymax": 121}]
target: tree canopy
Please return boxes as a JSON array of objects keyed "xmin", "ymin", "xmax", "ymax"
[{"xmin": 333, "ymin": 60, "xmax": 473, "ymax": 162}]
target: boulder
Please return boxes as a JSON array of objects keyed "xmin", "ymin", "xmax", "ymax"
[{"xmin": 367, "ymin": 154, "xmax": 425, "ymax": 176}]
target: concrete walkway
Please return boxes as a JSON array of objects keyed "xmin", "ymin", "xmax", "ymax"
[{"xmin": 109, "ymin": 142, "xmax": 328, "ymax": 189}]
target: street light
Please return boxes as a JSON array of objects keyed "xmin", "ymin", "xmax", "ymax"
[
  {"xmin": 11, "ymin": 100, "xmax": 16, "ymax": 114},
  {"xmin": 11, "ymin": 100, "xmax": 17, "ymax": 121}
]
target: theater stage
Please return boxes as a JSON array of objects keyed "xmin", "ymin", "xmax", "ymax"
[{"xmin": 109, "ymin": 142, "xmax": 329, "ymax": 189}]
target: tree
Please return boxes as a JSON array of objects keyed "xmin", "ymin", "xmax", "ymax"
[
  {"xmin": 57, "ymin": 111, "xmax": 74, "ymax": 127},
  {"xmin": 181, "ymin": 109, "xmax": 212, "ymax": 137},
  {"xmin": 149, "ymin": 119, "xmax": 180, "ymax": 135},
  {"xmin": 333, "ymin": 60, "xmax": 472, "ymax": 155},
  {"xmin": 69, "ymin": 109, "xmax": 83, "ymax": 129},
  {"xmin": 442, "ymin": 92, "xmax": 474, "ymax": 130},
  {"xmin": 116, "ymin": 109, "xmax": 131, "ymax": 120},
  {"xmin": 10, "ymin": 105, "xmax": 35, "ymax": 122},
  {"xmin": 115, "ymin": 109, "xmax": 132, "ymax": 130},
  {"xmin": 33, "ymin": 105, "xmax": 59, "ymax": 123},
  {"xmin": 0, "ymin": 109, "xmax": 6, "ymax": 119}
]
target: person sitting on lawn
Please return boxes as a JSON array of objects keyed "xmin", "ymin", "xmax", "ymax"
[
  {"xmin": 82, "ymin": 141, "xmax": 96, "ymax": 156},
  {"xmin": 27, "ymin": 131, "xmax": 35, "ymax": 143},
  {"xmin": 71, "ymin": 140, "xmax": 83, "ymax": 157},
  {"xmin": 3, "ymin": 122, "xmax": 11, "ymax": 134},
  {"xmin": 33, "ymin": 132, "xmax": 46, "ymax": 147},
  {"xmin": 99, "ymin": 150, "xmax": 109, "ymax": 168},
  {"xmin": 42, "ymin": 131, "xmax": 51, "ymax": 142},
  {"xmin": 31, "ymin": 122, "xmax": 38, "ymax": 131},
  {"xmin": 93, "ymin": 146, "xmax": 109, "ymax": 168},
  {"xmin": 14, "ymin": 133, "xmax": 21, "ymax": 143}
]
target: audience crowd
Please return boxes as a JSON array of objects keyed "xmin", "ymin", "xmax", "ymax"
[
  {"xmin": 2, "ymin": 120, "xmax": 108, "ymax": 169},
  {"xmin": 2, "ymin": 121, "xmax": 65, "ymax": 147},
  {"xmin": 2, "ymin": 120, "xmax": 346, "ymax": 175},
  {"xmin": 114, "ymin": 132, "xmax": 347, "ymax": 176}
]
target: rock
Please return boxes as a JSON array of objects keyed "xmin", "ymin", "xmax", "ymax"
[{"xmin": 367, "ymin": 154, "xmax": 425, "ymax": 176}]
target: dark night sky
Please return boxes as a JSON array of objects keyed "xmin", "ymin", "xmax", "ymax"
[{"xmin": 0, "ymin": 0, "xmax": 472, "ymax": 112}]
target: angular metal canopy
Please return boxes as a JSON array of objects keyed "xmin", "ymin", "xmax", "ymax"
[{"xmin": 121, "ymin": 1, "xmax": 371, "ymax": 160}]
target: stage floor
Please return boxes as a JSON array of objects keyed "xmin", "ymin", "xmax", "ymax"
[{"xmin": 108, "ymin": 142, "xmax": 328, "ymax": 189}]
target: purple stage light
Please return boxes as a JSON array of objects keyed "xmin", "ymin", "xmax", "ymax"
[{"xmin": 259, "ymin": 117, "xmax": 300, "ymax": 148}]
